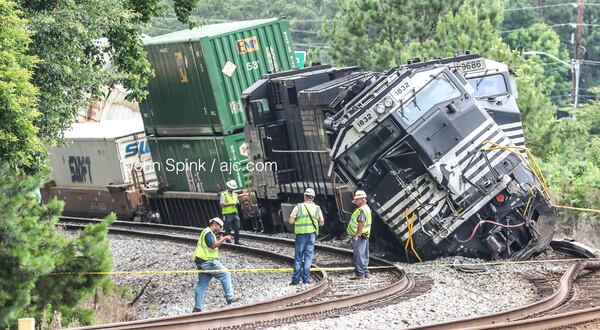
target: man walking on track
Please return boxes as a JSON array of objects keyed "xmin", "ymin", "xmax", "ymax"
[
  {"xmin": 192, "ymin": 217, "xmax": 239, "ymax": 313},
  {"xmin": 347, "ymin": 190, "xmax": 372, "ymax": 280},
  {"xmin": 288, "ymin": 188, "xmax": 324, "ymax": 285}
]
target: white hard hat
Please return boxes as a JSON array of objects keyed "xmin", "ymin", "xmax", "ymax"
[
  {"xmin": 226, "ymin": 180, "xmax": 238, "ymax": 190},
  {"xmin": 210, "ymin": 217, "xmax": 224, "ymax": 227},
  {"xmin": 304, "ymin": 188, "xmax": 316, "ymax": 197},
  {"xmin": 353, "ymin": 190, "xmax": 367, "ymax": 200}
]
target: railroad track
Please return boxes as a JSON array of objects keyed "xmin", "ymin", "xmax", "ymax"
[
  {"xmin": 59, "ymin": 216, "xmax": 420, "ymax": 329},
  {"xmin": 411, "ymin": 242, "xmax": 600, "ymax": 330}
]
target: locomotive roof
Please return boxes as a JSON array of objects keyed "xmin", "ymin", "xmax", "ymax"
[{"xmin": 63, "ymin": 120, "xmax": 145, "ymax": 140}]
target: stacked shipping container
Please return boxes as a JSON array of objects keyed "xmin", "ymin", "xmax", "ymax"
[
  {"xmin": 141, "ymin": 18, "xmax": 296, "ymax": 193},
  {"xmin": 139, "ymin": 19, "xmax": 297, "ymax": 224}
]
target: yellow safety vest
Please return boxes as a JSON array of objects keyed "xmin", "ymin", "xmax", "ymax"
[
  {"xmin": 294, "ymin": 202, "xmax": 321, "ymax": 235},
  {"xmin": 346, "ymin": 205, "xmax": 372, "ymax": 238},
  {"xmin": 193, "ymin": 227, "xmax": 220, "ymax": 260},
  {"xmin": 221, "ymin": 191, "xmax": 238, "ymax": 215}
]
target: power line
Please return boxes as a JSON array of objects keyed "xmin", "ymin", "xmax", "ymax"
[
  {"xmin": 295, "ymin": 42, "xmax": 331, "ymax": 49},
  {"xmin": 580, "ymin": 59, "xmax": 600, "ymax": 65},
  {"xmin": 501, "ymin": 22, "xmax": 600, "ymax": 33},
  {"xmin": 291, "ymin": 30, "xmax": 319, "ymax": 34},
  {"xmin": 505, "ymin": 3, "xmax": 574, "ymax": 12},
  {"xmin": 506, "ymin": 2, "xmax": 600, "ymax": 11},
  {"xmin": 501, "ymin": 23, "xmax": 572, "ymax": 33}
]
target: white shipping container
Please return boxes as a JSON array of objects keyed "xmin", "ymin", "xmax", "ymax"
[{"xmin": 49, "ymin": 120, "xmax": 156, "ymax": 189}]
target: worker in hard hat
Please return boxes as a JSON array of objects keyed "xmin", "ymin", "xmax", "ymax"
[
  {"xmin": 347, "ymin": 190, "xmax": 372, "ymax": 280},
  {"xmin": 221, "ymin": 179, "xmax": 241, "ymax": 244},
  {"xmin": 192, "ymin": 217, "xmax": 239, "ymax": 313},
  {"xmin": 288, "ymin": 188, "xmax": 324, "ymax": 285}
]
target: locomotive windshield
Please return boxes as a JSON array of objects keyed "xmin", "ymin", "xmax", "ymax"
[
  {"xmin": 339, "ymin": 118, "xmax": 402, "ymax": 179},
  {"xmin": 467, "ymin": 74, "xmax": 508, "ymax": 98},
  {"xmin": 400, "ymin": 74, "xmax": 461, "ymax": 125}
]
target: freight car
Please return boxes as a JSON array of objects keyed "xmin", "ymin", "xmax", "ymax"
[
  {"xmin": 42, "ymin": 120, "xmax": 156, "ymax": 220},
  {"xmin": 243, "ymin": 53, "xmax": 557, "ymax": 260}
]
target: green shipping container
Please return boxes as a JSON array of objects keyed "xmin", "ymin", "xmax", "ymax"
[
  {"xmin": 141, "ymin": 18, "xmax": 296, "ymax": 136},
  {"xmin": 148, "ymin": 133, "xmax": 249, "ymax": 192}
]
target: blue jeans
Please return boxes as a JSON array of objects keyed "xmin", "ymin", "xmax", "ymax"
[
  {"xmin": 352, "ymin": 237, "xmax": 370, "ymax": 276},
  {"xmin": 292, "ymin": 233, "xmax": 316, "ymax": 284},
  {"xmin": 194, "ymin": 258, "xmax": 234, "ymax": 310},
  {"xmin": 223, "ymin": 213, "xmax": 240, "ymax": 244}
]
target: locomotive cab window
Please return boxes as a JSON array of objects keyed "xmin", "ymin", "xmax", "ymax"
[
  {"xmin": 340, "ymin": 119, "xmax": 402, "ymax": 179},
  {"xmin": 467, "ymin": 74, "xmax": 508, "ymax": 98},
  {"xmin": 400, "ymin": 74, "xmax": 461, "ymax": 126}
]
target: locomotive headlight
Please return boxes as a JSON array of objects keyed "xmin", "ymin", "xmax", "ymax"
[
  {"xmin": 375, "ymin": 103, "xmax": 386, "ymax": 114},
  {"xmin": 383, "ymin": 97, "xmax": 394, "ymax": 108}
]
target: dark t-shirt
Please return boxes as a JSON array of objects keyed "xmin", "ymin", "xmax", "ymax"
[{"xmin": 205, "ymin": 231, "xmax": 216, "ymax": 247}]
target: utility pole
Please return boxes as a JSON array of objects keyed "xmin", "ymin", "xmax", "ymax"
[{"xmin": 572, "ymin": 0, "xmax": 584, "ymax": 108}]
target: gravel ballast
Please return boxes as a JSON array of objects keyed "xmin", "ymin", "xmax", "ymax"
[
  {"xmin": 268, "ymin": 257, "xmax": 570, "ymax": 329},
  {"xmin": 108, "ymin": 234, "xmax": 306, "ymax": 319}
]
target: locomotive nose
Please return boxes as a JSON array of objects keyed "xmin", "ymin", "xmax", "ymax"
[{"xmin": 511, "ymin": 197, "xmax": 558, "ymax": 260}]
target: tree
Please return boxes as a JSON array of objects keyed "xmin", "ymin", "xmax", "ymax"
[
  {"xmin": 0, "ymin": 0, "xmax": 43, "ymax": 174},
  {"xmin": 0, "ymin": 164, "xmax": 116, "ymax": 327},
  {"xmin": 321, "ymin": 0, "xmax": 462, "ymax": 70},
  {"xmin": 503, "ymin": 0, "xmax": 600, "ymax": 105},
  {"xmin": 1, "ymin": 0, "xmax": 157, "ymax": 326},
  {"xmin": 536, "ymin": 90, "xmax": 600, "ymax": 225},
  {"xmin": 16, "ymin": 0, "xmax": 163, "ymax": 145}
]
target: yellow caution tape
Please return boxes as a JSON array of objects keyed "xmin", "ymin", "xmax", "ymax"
[
  {"xmin": 421, "ymin": 257, "xmax": 599, "ymax": 269},
  {"xmin": 50, "ymin": 256, "xmax": 600, "ymax": 276},
  {"xmin": 51, "ymin": 265, "xmax": 396, "ymax": 276},
  {"xmin": 554, "ymin": 204, "xmax": 600, "ymax": 214}
]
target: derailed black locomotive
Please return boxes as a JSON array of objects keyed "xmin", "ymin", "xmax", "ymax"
[{"xmin": 243, "ymin": 54, "xmax": 557, "ymax": 261}]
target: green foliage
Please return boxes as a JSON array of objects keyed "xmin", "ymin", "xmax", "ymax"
[
  {"xmin": 537, "ymin": 94, "xmax": 600, "ymax": 204},
  {"xmin": 32, "ymin": 213, "xmax": 115, "ymax": 325},
  {"xmin": 0, "ymin": 164, "xmax": 115, "ymax": 327},
  {"xmin": 404, "ymin": 0, "xmax": 507, "ymax": 62},
  {"xmin": 126, "ymin": 0, "xmax": 167, "ymax": 24},
  {"xmin": 503, "ymin": 23, "xmax": 571, "ymax": 107},
  {"xmin": 321, "ymin": 0, "xmax": 462, "ymax": 70},
  {"xmin": 503, "ymin": 0, "xmax": 600, "ymax": 105},
  {"xmin": 173, "ymin": 0, "xmax": 202, "ymax": 27},
  {"xmin": 0, "ymin": 0, "xmax": 44, "ymax": 174},
  {"xmin": 17, "ymin": 0, "xmax": 156, "ymax": 145}
]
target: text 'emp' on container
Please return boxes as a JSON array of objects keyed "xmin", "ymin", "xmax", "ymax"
[{"xmin": 140, "ymin": 18, "xmax": 297, "ymax": 136}]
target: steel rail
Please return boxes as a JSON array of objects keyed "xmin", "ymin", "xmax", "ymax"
[
  {"xmin": 58, "ymin": 216, "xmax": 394, "ymax": 265},
  {"xmin": 61, "ymin": 220, "xmax": 409, "ymax": 330},
  {"xmin": 61, "ymin": 223, "xmax": 329, "ymax": 329},
  {"xmin": 94, "ymin": 269, "xmax": 409, "ymax": 330},
  {"xmin": 475, "ymin": 306, "xmax": 600, "ymax": 329},
  {"xmin": 411, "ymin": 258, "xmax": 600, "ymax": 330}
]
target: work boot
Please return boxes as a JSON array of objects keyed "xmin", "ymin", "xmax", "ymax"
[
  {"xmin": 226, "ymin": 296, "xmax": 240, "ymax": 304},
  {"xmin": 192, "ymin": 307, "xmax": 202, "ymax": 313},
  {"xmin": 349, "ymin": 275, "xmax": 363, "ymax": 280}
]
